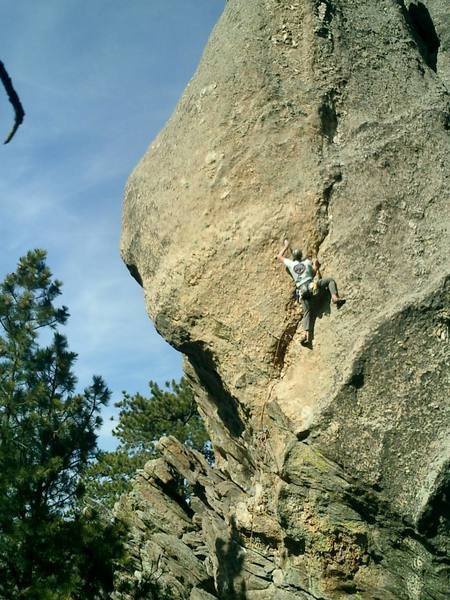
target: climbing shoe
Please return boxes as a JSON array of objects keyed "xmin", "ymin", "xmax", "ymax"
[
  {"xmin": 300, "ymin": 333, "xmax": 309, "ymax": 345},
  {"xmin": 334, "ymin": 298, "xmax": 346, "ymax": 309},
  {"xmin": 300, "ymin": 333, "xmax": 312, "ymax": 348}
]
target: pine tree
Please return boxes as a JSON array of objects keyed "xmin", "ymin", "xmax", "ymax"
[
  {"xmin": 116, "ymin": 378, "xmax": 210, "ymax": 454},
  {"xmin": 85, "ymin": 378, "xmax": 211, "ymax": 509},
  {"xmin": 0, "ymin": 250, "xmax": 124, "ymax": 598}
]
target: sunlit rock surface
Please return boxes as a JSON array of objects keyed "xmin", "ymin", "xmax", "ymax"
[{"xmin": 118, "ymin": 0, "xmax": 450, "ymax": 598}]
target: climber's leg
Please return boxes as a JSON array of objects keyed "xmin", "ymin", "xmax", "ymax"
[
  {"xmin": 317, "ymin": 277, "xmax": 346, "ymax": 308},
  {"xmin": 300, "ymin": 295, "xmax": 312, "ymax": 343}
]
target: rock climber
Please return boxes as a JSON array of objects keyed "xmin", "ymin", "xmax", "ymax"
[{"xmin": 276, "ymin": 239, "xmax": 346, "ymax": 346}]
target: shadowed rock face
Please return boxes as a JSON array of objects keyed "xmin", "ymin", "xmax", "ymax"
[{"xmin": 118, "ymin": 0, "xmax": 450, "ymax": 598}]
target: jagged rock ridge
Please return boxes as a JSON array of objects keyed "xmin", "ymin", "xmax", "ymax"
[{"xmin": 118, "ymin": 0, "xmax": 450, "ymax": 598}]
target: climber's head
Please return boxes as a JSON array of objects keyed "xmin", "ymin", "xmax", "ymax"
[{"xmin": 292, "ymin": 248, "xmax": 302, "ymax": 261}]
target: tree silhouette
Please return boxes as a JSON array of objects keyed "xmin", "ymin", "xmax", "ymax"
[{"xmin": 0, "ymin": 60, "xmax": 25, "ymax": 143}]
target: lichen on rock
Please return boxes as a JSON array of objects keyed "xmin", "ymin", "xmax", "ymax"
[{"xmin": 118, "ymin": 0, "xmax": 450, "ymax": 598}]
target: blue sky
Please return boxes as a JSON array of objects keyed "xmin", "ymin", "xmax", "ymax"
[{"xmin": 0, "ymin": 0, "xmax": 225, "ymax": 449}]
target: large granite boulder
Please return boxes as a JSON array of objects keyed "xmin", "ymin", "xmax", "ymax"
[{"xmin": 118, "ymin": 1, "xmax": 450, "ymax": 598}]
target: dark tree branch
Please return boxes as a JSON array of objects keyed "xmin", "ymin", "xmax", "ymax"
[{"xmin": 0, "ymin": 60, "xmax": 25, "ymax": 144}]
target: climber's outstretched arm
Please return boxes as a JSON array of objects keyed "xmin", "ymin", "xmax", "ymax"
[{"xmin": 276, "ymin": 239, "xmax": 290, "ymax": 263}]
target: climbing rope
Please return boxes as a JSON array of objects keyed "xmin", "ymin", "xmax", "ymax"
[{"xmin": 247, "ymin": 333, "xmax": 287, "ymax": 549}]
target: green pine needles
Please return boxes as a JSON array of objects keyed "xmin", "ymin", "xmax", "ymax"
[
  {"xmin": 0, "ymin": 250, "xmax": 124, "ymax": 599},
  {"xmin": 85, "ymin": 378, "xmax": 212, "ymax": 510},
  {"xmin": 0, "ymin": 249, "xmax": 212, "ymax": 598}
]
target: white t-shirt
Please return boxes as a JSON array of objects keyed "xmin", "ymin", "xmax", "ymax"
[{"xmin": 283, "ymin": 258, "xmax": 314, "ymax": 287}]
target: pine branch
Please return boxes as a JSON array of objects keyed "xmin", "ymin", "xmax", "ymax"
[{"xmin": 0, "ymin": 61, "xmax": 25, "ymax": 144}]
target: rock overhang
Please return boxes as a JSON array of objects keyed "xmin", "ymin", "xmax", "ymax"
[{"xmin": 118, "ymin": 1, "xmax": 450, "ymax": 597}]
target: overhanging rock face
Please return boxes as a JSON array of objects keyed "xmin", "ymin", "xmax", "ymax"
[{"xmin": 118, "ymin": 1, "xmax": 450, "ymax": 598}]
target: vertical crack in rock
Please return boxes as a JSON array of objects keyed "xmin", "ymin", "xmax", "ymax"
[
  {"xmin": 417, "ymin": 463, "xmax": 450, "ymax": 543},
  {"xmin": 271, "ymin": 299, "xmax": 301, "ymax": 372},
  {"xmin": 406, "ymin": 2, "xmax": 441, "ymax": 72},
  {"xmin": 319, "ymin": 91, "xmax": 338, "ymax": 143},
  {"xmin": 315, "ymin": 168, "xmax": 342, "ymax": 252},
  {"xmin": 315, "ymin": 0, "xmax": 336, "ymax": 39},
  {"xmin": 348, "ymin": 362, "xmax": 365, "ymax": 390}
]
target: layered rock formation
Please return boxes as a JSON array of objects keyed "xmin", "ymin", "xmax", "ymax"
[{"xmin": 118, "ymin": 0, "xmax": 450, "ymax": 598}]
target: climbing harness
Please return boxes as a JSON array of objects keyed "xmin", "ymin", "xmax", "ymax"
[
  {"xmin": 310, "ymin": 279, "xmax": 320, "ymax": 295},
  {"xmin": 296, "ymin": 271, "xmax": 322, "ymax": 300}
]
